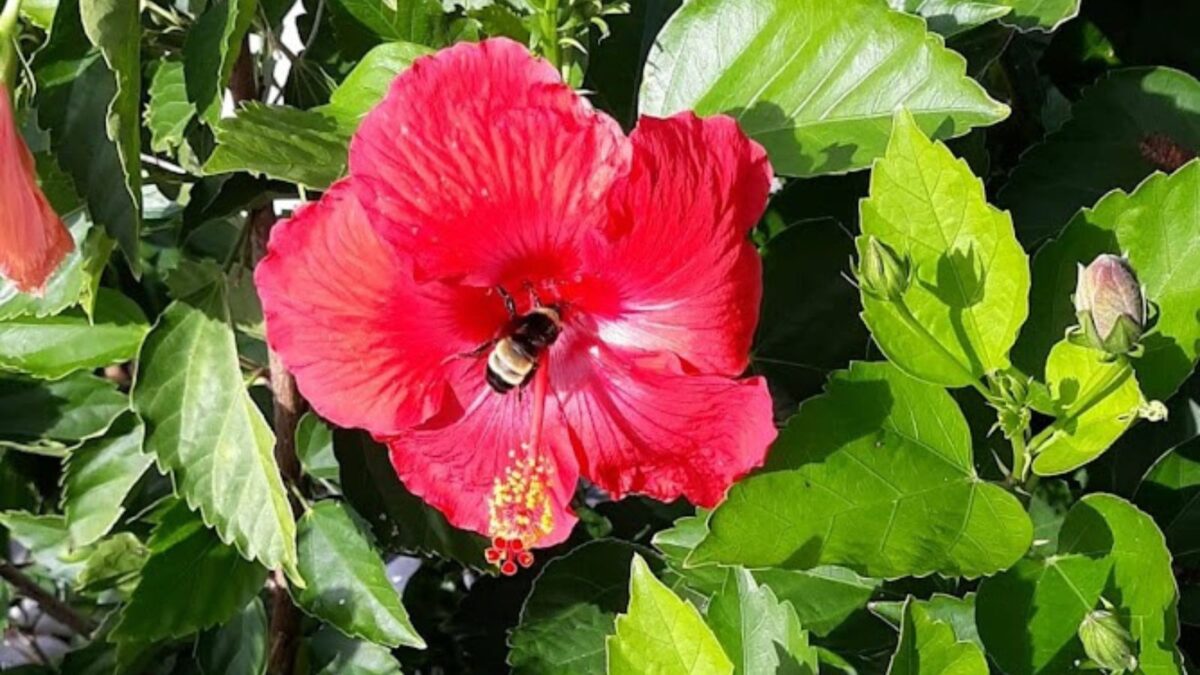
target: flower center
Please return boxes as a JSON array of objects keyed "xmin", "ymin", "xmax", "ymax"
[{"xmin": 484, "ymin": 361, "xmax": 555, "ymax": 575}]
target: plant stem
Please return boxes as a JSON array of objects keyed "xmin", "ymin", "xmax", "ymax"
[
  {"xmin": 1010, "ymin": 431, "xmax": 1029, "ymax": 484},
  {"xmin": 0, "ymin": 560, "xmax": 98, "ymax": 636},
  {"xmin": 541, "ymin": 0, "xmax": 561, "ymax": 71}
]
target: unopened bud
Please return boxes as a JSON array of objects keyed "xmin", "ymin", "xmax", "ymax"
[
  {"xmin": 1073, "ymin": 255, "xmax": 1147, "ymax": 356},
  {"xmin": 857, "ymin": 237, "xmax": 911, "ymax": 302},
  {"xmin": 1078, "ymin": 606, "xmax": 1137, "ymax": 673}
]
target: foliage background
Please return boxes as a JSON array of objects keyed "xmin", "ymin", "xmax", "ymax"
[{"xmin": 1, "ymin": 0, "xmax": 1199, "ymax": 673}]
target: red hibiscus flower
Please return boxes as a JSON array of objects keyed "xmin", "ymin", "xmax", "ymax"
[
  {"xmin": 0, "ymin": 83, "xmax": 73, "ymax": 293},
  {"xmin": 256, "ymin": 39, "xmax": 776, "ymax": 573}
]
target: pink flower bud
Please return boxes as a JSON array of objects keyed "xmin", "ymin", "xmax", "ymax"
[{"xmin": 1074, "ymin": 255, "xmax": 1146, "ymax": 355}]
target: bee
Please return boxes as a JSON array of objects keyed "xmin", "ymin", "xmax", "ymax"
[{"xmin": 483, "ymin": 287, "xmax": 563, "ymax": 394}]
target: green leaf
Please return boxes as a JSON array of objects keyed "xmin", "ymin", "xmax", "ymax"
[
  {"xmin": 1030, "ymin": 341, "xmax": 1144, "ymax": 475},
  {"xmin": 132, "ymin": 281, "xmax": 299, "ymax": 582},
  {"xmin": 184, "ymin": 0, "xmax": 258, "ymax": 122},
  {"xmin": 693, "ymin": 361, "xmax": 1032, "ymax": 578},
  {"xmin": 197, "ymin": 597, "xmax": 268, "ymax": 675},
  {"xmin": 146, "ymin": 58, "xmax": 195, "ymax": 154},
  {"xmin": 639, "ymin": 0, "xmax": 1008, "ymax": 177},
  {"xmin": 75, "ymin": 531, "xmax": 146, "ymax": 597},
  {"xmin": 35, "ymin": 0, "xmax": 140, "ymax": 270},
  {"xmin": 334, "ymin": 428, "xmax": 487, "ymax": 564},
  {"xmin": 333, "ymin": 0, "xmax": 446, "ymax": 43},
  {"xmin": 309, "ymin": 626, "xmax": 404, "ymax": 675},
  {"xmin": 606, "ymin": 554, "xmax": 733, "ymax": 675},
  {"xmin": 0, "ymin": 211, "xmax": 112, "ymax": 322},
  {"xmin": 872, "ymin": 593, "xmax": 982, "ymax": 651},
  {"xmin": 706, "ymin": 568, "xmax": 818, "ymax": 675},
  {"xmin": 887, "ymin": 597, "xmax": 987, "ymax": 675},
  {"xmin": 319, "ymin": 41, "xmax": 431, "ymax": 133},
  {"xmin": 756, "ymin": 567, "xmax": 881, "ymax": 639},
  {"xmin": 0, "ymin": 289, "xmax": 148, "ymax": 380},
  {"xmin": 1000, "ymin": 68, "xmax": 1200, "ymax": 245},
  {"xmin": 61, "ymin": 413, "xmax": 151, "ymax": 547},
  {"xmin": 977, "ymin": 494, "xmax": 1183, "ymax": 674},
  {"xmin": 1014, "ymin": 160, "xmax": 1200, "ymax": 401},
  {"xmin": 0, "ymin": 512, "xmax": 84, "ymax": 582},
  {"xmin": 888, "ymin": 0, "xmax": 1011, "ymax": 37},
  {"xmin": 0, "ymin": 372, "xmax": 127, "ymax": 455},
  {"xmin": 79, "ymin": 0, "xmax": 141, "ymax": 263},
  {"xmin": 204, "ymin": 103, "xmax": 348, "ymax": 189},
  {"xmin": 293, "ymin": 500, "xmax": 424, "ymax": 649},
  {"xmin": 20, "ymin": 0, "xmax": 58, "ymax": 28},
  {"xmin": 859, "ymin": 109, "xmax": 1029, "ymax": 387},
  {"xmin": 653, "ymin": 512, "xmax": 880, "ymax": 637},
  {"xmin": 1135, "ymin": 439, "xmax": 1200, "ymax": 569},
  {"xmin": 995, "ymin": 0, "xmax": 1079, "ymax": 32},
  {"xmin": 0, "ymin": 577, "xmax": 8, "ymax": 631},
  {"xmin": 112, "ymin": 502, "xmax": 268, "ymax": 642},
  {"xmin": 509, "ymin": 540, "xmax": 655, "ymax": 675},
  {"xmin": 297, "ymin": 412, "xmax": 339, "ymax": 484}
]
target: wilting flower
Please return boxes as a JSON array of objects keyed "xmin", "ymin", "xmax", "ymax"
[
  {"xmin": 0, "ymin": 83, "xmax": 73, "ymax": 293},
  {"xmin": 1073, "ymin": 254, "xmax": 1147, "ymax": 356},
  {"xmin": 256, "ymin": 39, "xmax": 776, "ymax": 572}
]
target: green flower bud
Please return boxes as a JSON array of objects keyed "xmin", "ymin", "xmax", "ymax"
[
  {"xmin": 1073, "ymin": 255, "xmax": 1147, "ymax": 356},
  {"xmin": 857, "ymin": 237, "xmax": 911, "ymax": 302},
  {"xmin": 1078, "ymin": 607, "xmax": 1138, "ymax": 673}
]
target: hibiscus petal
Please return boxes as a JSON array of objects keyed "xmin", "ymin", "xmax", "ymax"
[
  {"xmin": 255, "ymin": 182, "xmax": 508, "ymax": 435},
  {"xmin": 553, "ymin": 334, "xmax": 777, "ymax": 508},
  {"xmin": 386, "ymin": 370, "xmax": 580, "ymax": 548},
  {"xmin": 0, "ymin": 86, "xmax": 73, "ymax": 293},
  {"xmin": 349, "ymin": 38, "xmax": 629, "ymax": 286},
  {"xmin": 580, "ymin": 112, "xmax": 772, "ymax": 376}
]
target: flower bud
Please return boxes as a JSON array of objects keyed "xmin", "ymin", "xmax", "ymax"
[
  {"xmin": 857, "ymin": 237, "xmax": 911, "ymax": 302},
  {"xmin": 1073, "ymin": 255, "xmax": 1146, "ymax": 356},
  {"xmin": 1078, "ymin": 607, "xmax": 1137, "ymax": 673}
]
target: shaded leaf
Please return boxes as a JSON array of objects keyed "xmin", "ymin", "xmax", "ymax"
[
  {"xmin": 204, "ymin": 103, "xmax": 348, "ymax": 189},
  {"xmin": 888, "ymin": 0, "xmax": 1011, "ymax": 37},
  {"xmin": 0, "ymin": 289, "xmax": 148, "ymax": 380},
  {"xmin": 61, "ymin": 413, "xmax": 152, "ymax": 547},
  {"xmin": 995, "ymin": 0, "xmax": 1079, "ymax": 32},
  {"xmin": 639, "ymin": 0, "xmax": 1008, "ymax": 177},
  {"xmin": 706, "ymin": 568, "xmax": 818, "ymax": 674},
  {"xmin": 1135, "ymin": 439, "xmax": 1200, "ymax": 569},
  {"xmin": 146, "ymin": 58, "xmax": 195, "ymax": 154},
  {"xmin": 197, "ymin": 597, "xmax": 268, "ymax": 675},
  {"xmin": 309, "ymin": 626, "xmax": 404, "ymax": 675},
  {"xmin": 999, "ymin": 68, "xmax": 1200, "ymax": 245},
  {"xmin": 859, "ymin": 109, "xmax": 1029, "ymax": 388},
  {"xmin": 132, "ymin": 280, "xmax": 299, "ymax": 581},
  {"xmin": 606, "ymin": 555, "xmax": 733, "ymax": 675},
  {"xmin": 184, "ymin": 0, "xmax": 258, "ymax": 122},
  {"xmin": 296, "ymin": 412, "xmax": 339, "ymax": 484},
  {"xmin": 112, "ymin": 502, "xmax": 268, "ymax": 642},
  {"xmin": 0, "ymin": 372, "xmax": 127, "ymax": 455},
  {"xmin": 1014, "ymin": 160, "xmax": 1200, "ymax": 401},
  {"xmin": 976, "ymin": 495, "xmax": 1182, "ymax": 675},
  {"xmin": 887, "ymin": 597, "xmax": 986, "ymax": 674},
  {"xmin": 293, "ymin": 501, "xmax": 424, "ymax": 649},
  {"xmin": 0, "ymin": 512, "xmax": 84, "ymax": 582},
  {"xmin": 333, "ymin": 0, "xmax": 446, "ymax": 44},
  {"xmin": 75, "ymin": 531, "xmax": 145, "ymax": 597},
  {"xmin": 693, "ymin": 362, "xmax": 1032, "ymax": 578},
  {"xmin": 509, "ymin": 540, "xmax": 655, "ymax": 675}
]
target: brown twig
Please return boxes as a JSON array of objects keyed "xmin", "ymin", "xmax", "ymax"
[
  {"xmin": 229, "ymin": 36, "xmax": 307, "ymax": 675},
  {"xmin": 253, "ymin": 208, "xmax": 307, "ymax": 675},
  {"xmin": 0, "ymin": 560, "xmax": 98, "ymax": 636}
]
